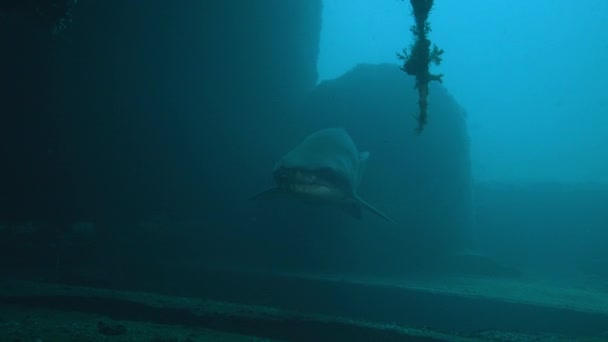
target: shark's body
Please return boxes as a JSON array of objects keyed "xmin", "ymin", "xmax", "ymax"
[{"xmin": 253, "ymin": 128, "xmax": 394, "ymax": 223}]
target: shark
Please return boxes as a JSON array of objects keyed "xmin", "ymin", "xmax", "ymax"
[{"xmin": 252, "ymin": 128, "xmax": 394, "ymax": 223}]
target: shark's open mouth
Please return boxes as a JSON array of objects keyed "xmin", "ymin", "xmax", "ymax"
[
  {"xmin": 274, "ymin": 168, "xmax": 329, "ymax": 186},
  {"xmin": 273, "ymin": 167, "xmax": 342, "ymax": 198},
  {"xmin": 287, "ymin": 182, "xmax": 332, "ymax": 195}
]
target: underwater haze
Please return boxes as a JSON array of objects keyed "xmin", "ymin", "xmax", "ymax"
[
  {"xmin": 320, "ymin": 0, "xmax": 608, "ymax": 184},
  {"xmin": 1, "ymin": 0, "xmax": 608, "ymax": 340}
]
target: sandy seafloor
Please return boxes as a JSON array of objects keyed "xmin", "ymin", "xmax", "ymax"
[{"xmin": 1, "ymin": 274, "xmax": 607, "ymax": 342}]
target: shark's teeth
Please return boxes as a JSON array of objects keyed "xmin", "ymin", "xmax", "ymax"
[{"xmin": 290, "ymin": 183, "xmax": 330, "ymax": 194}]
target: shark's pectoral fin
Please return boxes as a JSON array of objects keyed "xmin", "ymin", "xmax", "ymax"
[
  {"xmin": 354, "ymin": 195, "xmax": 395, "ymax": 224},
  {"xmin": 340, "ymin": 201, "xmax": 363, "ymax": 220},
  {"xmin": 356, "ymin": 151, "xmax": 370, "ymax": 188},
  {"xmin": 250, "ymin": 187, "xmax": 286, "ymax": 200}
]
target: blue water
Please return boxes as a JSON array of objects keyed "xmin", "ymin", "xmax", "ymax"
[
  {"xmin": 319, "ymin": 0, "xmax": 608, "ymax": 185},
  {"xmin": 1, "ymin": 1, "xmax": 608, "ymax": 340}
]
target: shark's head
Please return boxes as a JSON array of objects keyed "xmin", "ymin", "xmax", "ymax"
[
  {"xmin": 253, "ymin": 128, "xmax": 394, "ymax": 223},
  {"xmin": 273, "ymin": 166, "xmax": 349, "ymax": 202}
]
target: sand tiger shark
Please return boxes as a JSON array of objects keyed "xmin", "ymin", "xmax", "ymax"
[{"xmin": 252, "ymin": 128, "xmax": 394, "ymax": 223}]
